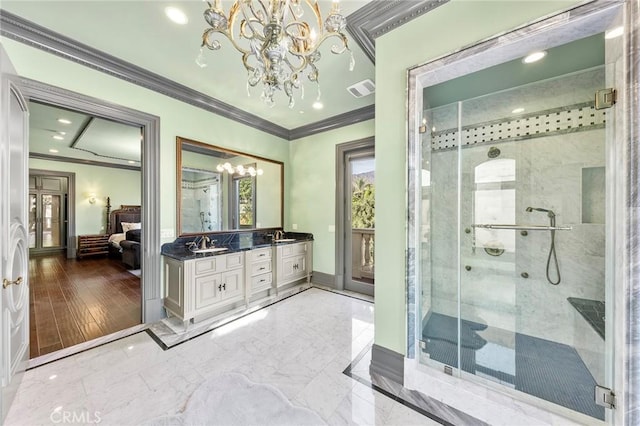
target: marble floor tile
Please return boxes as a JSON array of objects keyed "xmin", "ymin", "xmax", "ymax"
[{"xmin": 6, "ymin": 288, "xmax": 448, "ymax": 426}]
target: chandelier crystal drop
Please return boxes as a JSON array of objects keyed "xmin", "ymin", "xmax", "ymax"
[{"xmin": 200, "ymin": 0, "xmax": 354, "ymax": 108}]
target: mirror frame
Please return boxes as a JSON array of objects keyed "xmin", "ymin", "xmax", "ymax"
[{"xmin": 176, "ymin": 136, "xmax": 284, "ymax": 236}]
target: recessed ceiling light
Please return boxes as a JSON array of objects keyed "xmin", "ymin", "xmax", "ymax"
[
  {"xmin": 53, "ymin": 135, "xmax": 64, "ymax": 140},
  {"xmin": 522, "ymin": 51, "xmax": 547, "ymax": 64},
  {"xmin": 165, "ymin": 6, "xmax": 188, "ymax": 25},
  {"xmin": 299, "ymin": 110, "xmax": 305, "ymax": 114},
  {"xmin": 512, "ymin": 107, "xmax": 525, "ymax": 114},
  {"xmin": 128, "ymin": 161, "xmax": 136, "ymax": 164},
  {"xmin": 605, "ymin": 26, "xmax": 624, "ymax": 39},
  {"xmin": 49, "ymin": 148, "xmax": 59, "ymax": 153},
  {"xmin": 58, "ymin": 131, "xmax": 66, "ymax": 136},
  {"xmin": 57, "ymin": 118, "xmax": 71, "ymax": 124},
  {"xmin": 312, "ymin": 101, "xmax": 323, "ymax": 110}
]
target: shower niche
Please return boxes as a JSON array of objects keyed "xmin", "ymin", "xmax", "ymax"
[{"xmin": 408, "ymin": 3, "xmax": 624, "ymax": 423}]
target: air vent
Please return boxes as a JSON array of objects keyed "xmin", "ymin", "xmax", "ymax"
[{"xmin": 347, "ymin": 79, "xmax": 375, "ymax": 98}]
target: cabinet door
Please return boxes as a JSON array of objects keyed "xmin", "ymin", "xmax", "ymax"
[
  {"xmin": 280, "ymin": 255, "xmax": 306, "ymax": 282},
  {"xmin": 194, "ymin": 273, "xmax": 223, "ymax": 310},
  {"xmin": 221, "ymin": 268, "xmax": 244, "ymax": 302}
]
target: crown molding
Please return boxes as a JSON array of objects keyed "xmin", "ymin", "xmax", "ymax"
[
  {"xmin": 1, "ymin": 9, "xmax": 379, "ymax": 141},
  {"xmin": 0, "ymin": 10, "xmax": 290, "ymax": 139},
  {"xmin": 347, "ymin": 0, "xmax": 450, "ymax": 64},
  {"xmin": 289, "ymin": 105, "xmax": 375, "ymax": 140}
]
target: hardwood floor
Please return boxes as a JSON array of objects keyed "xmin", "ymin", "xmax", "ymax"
[{"xmin": 29, "ymin": 254, "xmax": 141, "ymax": 358}]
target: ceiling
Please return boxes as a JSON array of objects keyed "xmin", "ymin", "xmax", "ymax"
[
  {"xmin": 2, "ymin": 0, "xmax": 376, "ymax": 130},
  {"xmin": 424, "ymin": 33, "xmax": 605, "ymax": 109},
  {"xmin": 3, "ymin": 1, "xmax": 452, "ymax": 167},
  {"xmin": 29, "ymin": 101, "xmax": 142, "ymax": 168}
]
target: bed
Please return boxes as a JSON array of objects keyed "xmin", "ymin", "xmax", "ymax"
[{"xmin": 107, "ymin": 205, "xmax": 141, "ymax": 264}]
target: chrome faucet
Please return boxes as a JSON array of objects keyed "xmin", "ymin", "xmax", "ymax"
[{"xmin": 273, "ymin": 230, "xmax": 284, "ymax": 241}]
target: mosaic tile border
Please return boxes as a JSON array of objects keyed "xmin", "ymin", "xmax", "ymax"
[{"xmin": 431, "ymin": 101, "xmax": 607, "ymax": 151}]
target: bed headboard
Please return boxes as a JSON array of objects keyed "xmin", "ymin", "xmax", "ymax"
[{"xmin": 108, "ymin": 205, "xmax": 141, "ymax": 235}]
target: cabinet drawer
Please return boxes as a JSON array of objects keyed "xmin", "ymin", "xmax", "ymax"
[
  {"xmin": 251, "ymin": 273, "xmax": 272, "ymax": 292},
  {"xmin": 194, "ymin": 257, "xmax": 217, "ymax": 275},
  {"xmin": 280, "ymin": 242, "xmax": 307, "ymax": 257},
  {"xmin": 251, "ymin": 248, "xmax": 272, "ymax": 261},
  {"xmin": 251, "ymin": 259, "xmax": 272, "ymax": 276},
  {"xmin": 225, "ymin": 252, "xmax": 244, "ymax": 270}
]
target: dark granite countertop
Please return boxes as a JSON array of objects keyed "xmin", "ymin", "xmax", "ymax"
[{"xmin": 161, "ymin": 230, "xmax": 313, "ymax": 261}]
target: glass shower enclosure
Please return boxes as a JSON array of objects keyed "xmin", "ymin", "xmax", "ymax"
[{"xmin": 412, "ymin": 13, "xmax": 623, "ymax": 422}]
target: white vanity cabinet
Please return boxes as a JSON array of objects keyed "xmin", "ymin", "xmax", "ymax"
[
  {"xmin": 246, "ymin": 247, "xmax": 273, "ymax": 295},
  {"xmin": 162, "ymin": 239, "xmax": 313, "ymax": 323},
  {"xmin": 275, "ymin": 241, "xmax": 312, "ymax": 288},
  {"xmin": 163, "ymin": 251, "xmax": 245, "ymax": 322}
]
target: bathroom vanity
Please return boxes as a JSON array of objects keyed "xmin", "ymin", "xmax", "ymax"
[{"xmin": 161, "ymin": 233, "xmax": 312, "ymax": 323}]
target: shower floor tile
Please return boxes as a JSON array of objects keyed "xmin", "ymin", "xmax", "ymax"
[{"xmin": 422, "ymin": 312, "xmax": 604, "ymax": 420}]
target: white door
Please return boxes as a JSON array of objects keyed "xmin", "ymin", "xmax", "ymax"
[{"xmin": 0, "ymin": 44, "xmax": 30, "ymax": 422}]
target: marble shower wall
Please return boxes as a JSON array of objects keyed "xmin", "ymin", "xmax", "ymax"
[
  {"xmin": 423, "ymin": 67, "xmax": 607, "ymax": 350},
  {"xmin": 181, "ymin": 180, "xmax": 223, "ymax": 233}
]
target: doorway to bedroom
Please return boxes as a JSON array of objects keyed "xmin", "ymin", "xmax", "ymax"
[{"xmin": 27, "ymin": 100, "xmax": 143, "ymax": 359}]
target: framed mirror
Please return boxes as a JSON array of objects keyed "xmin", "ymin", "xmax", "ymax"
[{"xmin": 176, "ymin": 137, "xmax": 283, "ymax": 236}]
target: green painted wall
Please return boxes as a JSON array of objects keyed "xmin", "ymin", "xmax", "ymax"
[
  {"xmin": 374, "ymin": 0, "xmax": 583, "ymax": 355},
  {"xmin": 1, "ymin": 38, "xmax": 289, "ymax": 244},
  {"xmin": 289, "ymin": 120, "xmax": 374, "ymax": 275},
  {"xmin": 29, "ymin": 158, "xmax": 141, "ymax": 237}
]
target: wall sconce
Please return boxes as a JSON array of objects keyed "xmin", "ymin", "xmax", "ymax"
[{"xmin": 88, "ymin": 193, "xmax": 97, "ymax": 204}]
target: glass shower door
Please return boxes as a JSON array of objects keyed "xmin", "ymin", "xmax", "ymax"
[
  {"xmin": 457, "ymin": 66, "xmax": 609, "ymax": 420},
  {"xmin": 418, "ymin": 102, "xmax": 462, "ymax": 370}
]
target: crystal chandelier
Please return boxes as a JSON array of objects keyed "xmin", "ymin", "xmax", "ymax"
[{"xmin": 198, "ymin": 0, "xmax": 354, "ymax": 108}]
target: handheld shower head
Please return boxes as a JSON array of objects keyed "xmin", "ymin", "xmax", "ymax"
[{"xmin": 525, "ymin": 206, "xmax": 555, "ymax": 218}]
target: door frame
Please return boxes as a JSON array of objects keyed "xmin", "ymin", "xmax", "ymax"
[
  {"xmin": 20, "ymin": 77, "xmax": 163, "ymax": 323},
  {"xmin": 335, "ymin": 136, "xmax": 374, "ymax": 292},
  {"xmin": 29, "ymin": 169, "xmax": 75, "ymax": 258}
]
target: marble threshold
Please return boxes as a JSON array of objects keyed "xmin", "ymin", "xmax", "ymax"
[{"xmin": 27, "ymin": 324, "xmax": 149, "ymax": 370}]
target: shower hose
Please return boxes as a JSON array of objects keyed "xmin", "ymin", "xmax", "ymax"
[{"xmin": 546, "ymin": 229, "xmax": 561, "ymax": 285}]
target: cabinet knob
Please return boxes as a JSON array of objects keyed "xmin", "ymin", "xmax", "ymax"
[
  {"xmin": 259, "ymin": 267, "xmax": 266, "ymax": 271},
  {"xmin": 218, "ymin": 284, "xmax": 222, "ymax": 291},
  {"xmin": 222, "ymin": 283, "xmax": 226, "ymax": 290}
]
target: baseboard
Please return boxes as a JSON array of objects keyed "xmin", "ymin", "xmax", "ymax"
[
  {"xmin": 311, "ymin": 271, "xmax": 336, "ymax": 288},
  {"xmin": 370, "ymin": 343, "xmax": 404, "ymax": 386}
]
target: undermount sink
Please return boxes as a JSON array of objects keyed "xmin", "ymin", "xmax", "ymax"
[
  {"xmin": 190, "ymin": 247, "xmax": 229, "ymax": 253},
  {"xmin": 274, "ymin": 239, "xmax": 297, "ymax": 243}
]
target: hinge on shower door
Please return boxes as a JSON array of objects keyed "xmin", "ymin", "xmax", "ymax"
[
  {"xmin": 595, "ymin": 88, "xmax": 616, "ymax": 109},
  {"xmin": 595, "ymin": 385, "xmax": 616, "ymax": 409}
]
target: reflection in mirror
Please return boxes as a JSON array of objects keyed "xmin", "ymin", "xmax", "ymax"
[{"xmin": 177, "ymin": 137, "xmax": 283, "ymax": 236}]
